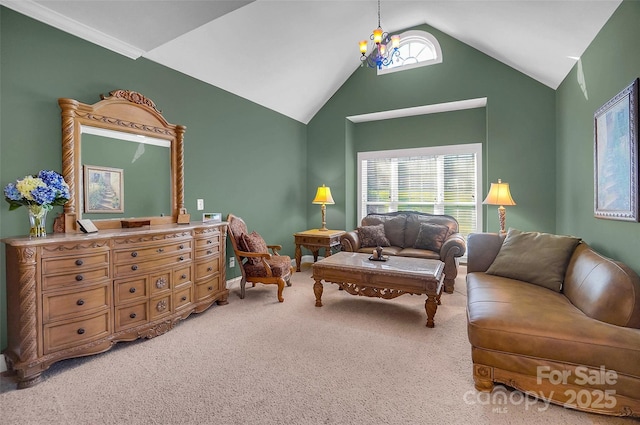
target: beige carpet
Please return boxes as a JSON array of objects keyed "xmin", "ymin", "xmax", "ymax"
[{"xmin": 1, "ymin": 262, "xmax": 638, "ymax": 425}]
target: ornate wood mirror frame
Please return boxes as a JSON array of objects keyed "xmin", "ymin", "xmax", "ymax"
[{"xmin": 56, "ymin": 90, "xmax": 185, "ymax": 232}]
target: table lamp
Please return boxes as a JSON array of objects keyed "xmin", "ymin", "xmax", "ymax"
[
  {"xmin": 483, "ymin": 179, "xmax": 516, "ymax": 234},
  {"xmin": 312, "ymin": 184, "xmax": 335, "ymax": 231}
]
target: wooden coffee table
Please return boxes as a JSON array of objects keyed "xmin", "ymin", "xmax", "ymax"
[{"xmin": 312, "ymin": 252, "xmax": 445, "ymax": 328}]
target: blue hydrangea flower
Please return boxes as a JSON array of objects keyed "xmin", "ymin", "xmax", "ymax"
[
  {"xmin": 31, "ymin": 185, "xmax": 56, "ymax": 206},
  {"xmin": 4, "ymin": 182, "xmax": 22, "ymax": 201}
]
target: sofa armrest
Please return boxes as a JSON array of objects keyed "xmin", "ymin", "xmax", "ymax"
[
  {"xmin": 441, "ymin": 233, "xmax": 466, "ymax": 260},
  {"xmin": 466, "ymin": 232, "xmax": 505, "ymax": 273},
  {"xmin": 340, "ymin": 231, "xmax": 360, "ymax": 252}
]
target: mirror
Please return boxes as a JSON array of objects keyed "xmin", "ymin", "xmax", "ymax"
[{"xmin": 56, "ymin": 90, "xmax": 185, "ymax": 232}]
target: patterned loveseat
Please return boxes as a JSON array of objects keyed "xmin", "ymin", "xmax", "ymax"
[{"xmin": 339, "ymin": 211, "xmax": 466, "ymax": 293}]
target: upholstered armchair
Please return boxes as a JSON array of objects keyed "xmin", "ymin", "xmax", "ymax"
[{"xmin": 227, "ymin": 214, "xmax": 294, "ymax": 302}]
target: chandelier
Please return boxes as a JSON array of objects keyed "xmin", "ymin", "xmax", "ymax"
[{"xmin": 359, "ymin": 0, "xmax": 400, "ymax": 69}]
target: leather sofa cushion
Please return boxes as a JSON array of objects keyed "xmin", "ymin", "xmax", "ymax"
[
  {"xmin": 467, "ymin": 272, "xmax": 640, "ymax": 378},
  {"xmin": 563, "ymin": 243, "xmax": 640, "ymax": 328},
  {"xmin": 361, "ymin": 214, "xmax": 406, "ymax": 247},
  {"xmin": 405, "ymin": 214, "xmax": 456, "ymax": 248},
  {"xmin": 485, "ymin": 228, "xmax": 581, "ymax": 292}
]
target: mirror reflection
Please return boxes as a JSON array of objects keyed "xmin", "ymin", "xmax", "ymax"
[{"xmin": 80, "ymin": 126, "xmax": 172, "ymax": 220}]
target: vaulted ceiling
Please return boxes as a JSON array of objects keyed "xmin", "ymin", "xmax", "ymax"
[{"xmin": 1, "ymin": 0, "xmax": 622, "ymax": 123}]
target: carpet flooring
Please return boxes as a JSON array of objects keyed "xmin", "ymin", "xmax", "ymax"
[{"xmin": 1, "ymin": 261, "xmax": 638, "ymax": 424}]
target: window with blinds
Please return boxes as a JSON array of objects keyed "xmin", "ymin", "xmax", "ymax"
[{"xmin": 358, "ymin": 143, "xmax": 482, "ymax": 239}]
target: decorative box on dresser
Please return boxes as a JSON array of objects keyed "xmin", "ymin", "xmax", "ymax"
[{"xmin": 2, "ymin": 221, "xmax": 227, "ymax": 389}]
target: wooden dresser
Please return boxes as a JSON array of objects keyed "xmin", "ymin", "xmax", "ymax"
[{"xmin": 2, "ymin": 221, "xmax": 227, "ymax": 389}]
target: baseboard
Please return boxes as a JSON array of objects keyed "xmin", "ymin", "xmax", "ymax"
[{"xmin": 226, "ymin": 276, "xmax": 241, "ymax": 289}]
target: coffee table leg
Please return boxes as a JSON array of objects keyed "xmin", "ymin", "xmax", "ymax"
[
  {"xmin": 425, "ymin": 294, "xmax": 439, "ymax": 328},
  {"xmin": 314, "ymin": 278, "xmax": 323, "ymax": 307}
]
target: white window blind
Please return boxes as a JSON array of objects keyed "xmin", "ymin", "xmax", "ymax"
[{"xmin": 358, "ymin": 144, "xmax": 482, "ymax": 239}]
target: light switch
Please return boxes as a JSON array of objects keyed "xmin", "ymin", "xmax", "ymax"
[{"xmin": 197, "ymin": 199, "xmax": 204, "ymax": 210}]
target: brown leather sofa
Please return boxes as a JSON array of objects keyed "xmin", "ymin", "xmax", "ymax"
[
  {"xmin": 466, "ymin": 232, "xmax": 640, "ymax": 417},
  {"xmin": 340, "ymin": 211, "xmax": 466, "ymax": 293}
]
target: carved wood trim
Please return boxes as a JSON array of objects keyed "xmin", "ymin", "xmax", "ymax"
[{"xmin": 58, "ymin": 91, "xmax": 185, "ymax": 232}]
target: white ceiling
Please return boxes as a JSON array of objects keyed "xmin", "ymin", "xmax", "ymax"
[{"xmin": 1, "ymin": 0, "xmax": 622, "ymax": 124}]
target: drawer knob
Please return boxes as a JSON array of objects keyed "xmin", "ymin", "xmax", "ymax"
[
  {"xmin": 131, "ymin": 265, "xmax": 138, "ymax": 271},
  {"xmin": 157, "ymin": 248, "xmax": 164, "ymax": 253},
  {"xmin": 208, "ymin": 286, "xmax": 213, "ymax": 291},
  {"xmin": 129, "ymin": 287, "xmax": 136, "ymax": 293},
  {"xmin": 131, "ymin": 251, "xmax": 138, "ymax": 257},
  {"xmin": 181, "ymin": 274, "xmax": 187, "ymax": 279},
  {"xmin": 76, "ymin": 299, "xmax": 85, "ymax": 306},
  {"xmin": 75, "ymin": 259, "xmax": 84, "ymax": 266},
  {"xmin": 207, "ymin": 250, "xmax": 213, "ymax": 255},
  {"xmin": 129, "ymin": 313, "xmax": 137, "ymax": 319},
  {"xmin": 179, "ymin": 244, "xmax": 184, "ymax": 249},
  {"xmin": 179, "ymin": 256, "xmax": 184, "ymax": 261},
  {"xmin": 181, "ymin": 296, "xmax": 187, "ymax": 301},
  {"xmin": 75, "ymin": 275, "xmax": 84, "ymax": 281},
  {"xmin": 156, "ymin": 300, "xmax": 167, "ymax": 311},
  {"xmin": 207, "ymin": 267, "xmax": 213, "ymax": 272},
  {"xmin": 77, "ymin": 328, "xmax": 85, "ymax": 335},
  {"xmin": 207, "ymin": 240, "xmax": 212, "ymax": 244},
  {"xmin": 156, "ymin": 277, "xmax": 167, "ymax": 289}
]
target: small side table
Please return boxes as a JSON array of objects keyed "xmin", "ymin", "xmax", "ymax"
[{"xmin": 294, "ymin": 229, "xmax": 345, "ymax": 272}]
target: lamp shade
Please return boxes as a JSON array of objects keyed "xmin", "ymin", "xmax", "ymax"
[
  {"xmin": 312, "ymin": 185, "xmax": 335, "ymax": 205},
  {"xmin": 483, "ymin": 179, "xmax": 516, "ymax": 206}
]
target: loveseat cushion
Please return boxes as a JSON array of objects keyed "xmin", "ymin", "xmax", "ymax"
[
  {"xmin": 405, "ymin": 214, "xmax": 456, "ymax": 248},
  {"xmin": 413, "ymin": 222, "xmax": 449, "ymax": 251},
  {"xmin": 361, "ymin": 214, "xmax": 406, "ymax": 247},
  {"xmin": 357, "ymin": 224, "xmax": 391, "ymax": 247},
  {"xmin": 467, "ymin": 272, "xmax": 640, "ymax": 378},
  {"xmin": 485, "ymin": 228, "xmax": 581, "ymax": 292}
]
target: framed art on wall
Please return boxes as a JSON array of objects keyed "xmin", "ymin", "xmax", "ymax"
[
  {"xmin": 594, "ymin": 78, "xmax": 639, "ymax": 221},
  {"xmin": 84, "ymin": 165, "xmax": 124, "ymax": 213}
]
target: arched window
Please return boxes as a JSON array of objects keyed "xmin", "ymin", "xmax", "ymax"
[{"xmin": 378, "ymin": 30, "xmax": 442, "ymax": 75}]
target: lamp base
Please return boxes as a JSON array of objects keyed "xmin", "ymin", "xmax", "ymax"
[
  {"xmin": 319, "ymin": 204, "xmax": 328, "ymax": 231},
  {"xmin": 498, "ymin": 206, "xmax": 507, "ymax": 234}
]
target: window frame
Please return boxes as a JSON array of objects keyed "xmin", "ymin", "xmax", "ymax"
[
  {"xmin": 357, "ymin": 143, "xmax": 483, "ymax": 239},
  {"xmin": 378, "ymin": 30, "xmax": 443, "ymax": 76}
]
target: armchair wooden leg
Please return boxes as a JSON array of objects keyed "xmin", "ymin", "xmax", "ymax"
[
  {"xmin": 240, "ymin": 278, "xmax": 247, "ymax": 299},
  {"xmin": 277, "ymin": 279, "xmax": 285, "ymax": 303}
]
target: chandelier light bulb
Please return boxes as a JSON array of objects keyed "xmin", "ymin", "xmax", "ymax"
[
  {"xmin": 373, "ymin": 28, "xmax": 383, "ymax": 44},
  {"xmin": 359, "ymin": 40, "xmax": 368, "ymax": 54}
]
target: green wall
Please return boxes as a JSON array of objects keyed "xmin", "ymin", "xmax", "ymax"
[
  {"xmin": 0, "ymin": 7, "xmax": 307, "ymax": 350},
  {"xmin": 307, "ymin": 23, "xmax": 557, "ymax": 234},
  {"xmin": 556, "ymin": 0, "xmax": 640, "ymax": 272}
]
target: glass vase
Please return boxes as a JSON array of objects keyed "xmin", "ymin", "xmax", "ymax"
[{"xmin": 27, "ymin": 205, "xmax": 48, "ymax": 237}]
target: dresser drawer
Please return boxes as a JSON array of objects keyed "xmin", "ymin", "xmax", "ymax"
[
  {"xmin": 113, "ymin": 240, "xmax": 191, "ymax": 264},
  {"xmin": 196, "ymin": 246, "xmax": 218, "ymax": 259},
  {"xmin": 195, "ymin": 278, "xmax": 221, "ymax": 301},
  {"xmin": 114, "ymin": 301, "xmax": 148, "ymax": 331},
  {"xmin": 150, "ymin": 295, "xmax": 172, "ymax": 321},
  {"xmin": 42, "ymin": 251, "xmax": 110, "ymax": 275},
  {"xmin": 114, "ymin": 277, "xmax": 148, "ymax": 305},
  {"xmin": 113, "ymin": 253, "xmax": 192, "ymax": 278},
  {"xmin": 149, "ymin": 270, "xmax": 172, "ymax": 296},
  {"xmin": 173, "ymin": 285, "xmax": 193, "ymax": 311},
  {"xmin": 43, "ymin": 267, "xmax": 110, "ymax": 291},
  {"xmin": 173, "ymin": 265, "xmax": 191, "ymax": 287},
  {"xmin": 195, "ymin": 233, "xmax": 220, "ymax": 249},
  {"xmin": 42, "ymin": 283, "xmax": 110, "ymax": 323},
  {"xmin": 195, "ymin": 257, "xmax": 220, "ymax": 280},
  {"xmin": 43, "ymin": 310, "xmax": 111, "ymax": 354}
]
